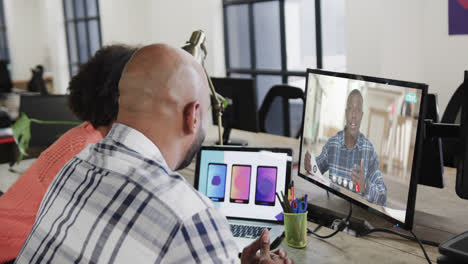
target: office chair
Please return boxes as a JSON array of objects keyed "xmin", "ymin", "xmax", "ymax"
[{"xmin": 258, "ymin": 85, "xmax": 305, "ymax": 138}]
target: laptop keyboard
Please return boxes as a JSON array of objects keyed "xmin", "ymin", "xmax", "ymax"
[{"xmin": 230, "ymin": 224, "xmax": 271, "ymax": 239}]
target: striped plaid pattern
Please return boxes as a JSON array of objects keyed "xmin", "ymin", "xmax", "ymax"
[
  {"xmin": 316, "ymin": 130, "xmax": 387, "ymax": 206},
  {"xmin": 16, "ymin": 123, "xmax": 239, "ymax": 263}
]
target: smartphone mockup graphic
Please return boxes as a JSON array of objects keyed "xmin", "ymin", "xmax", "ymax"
[
  {"xmin": 230, "ymin": 165, "xmax": 251, "ymax": 204},
  {"xmin": 255, "ymin": 166, "xmax": 277, "ymax": 206},
  {"xmin": 206, "ymin": 163, "xmax": 227, "ymax": 202}
]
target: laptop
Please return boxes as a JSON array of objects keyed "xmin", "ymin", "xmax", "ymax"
[{"xmin": 195, "ymin": 146, "xmax": 292, "ymax": 252}]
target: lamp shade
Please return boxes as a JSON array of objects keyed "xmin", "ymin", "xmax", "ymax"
[{"xmin": 182, "ymin": 30, "xmax": 207, "ymax": 66}]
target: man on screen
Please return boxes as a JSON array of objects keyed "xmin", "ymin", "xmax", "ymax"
[{"xmin": 305, "ymin": 89, "xmax": 387, "ymax": 206}]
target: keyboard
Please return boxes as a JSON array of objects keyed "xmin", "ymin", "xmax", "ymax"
[{"xmin": 230, "ymin": 224, "xmax": 271, "ymax": 239}]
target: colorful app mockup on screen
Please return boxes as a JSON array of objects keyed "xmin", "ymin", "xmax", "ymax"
[
  {"xmin": 255, "ymin": 166, "xmax": 277, "ymax": 206},
  {"xmin": 206, "ymin": 163, "xmax": 227, "ymax": 202},
  {"xmin": 230, "ymin": 165, "xmax": 251, "ymax": 204}
]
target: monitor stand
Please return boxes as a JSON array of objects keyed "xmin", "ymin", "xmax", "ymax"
[
  {"xmin": 217, "ymin": 126, "xmax": 248, "ymax": 146},
  {"xmin": 306, "ymin": 202, "xmax": 371, "ymax": 237}
]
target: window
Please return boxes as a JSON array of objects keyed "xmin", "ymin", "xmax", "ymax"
[
  {"xmin": 223, "ymin": 0, "xmax": 345, "ymax": 108},
  {"xmin": 63, "ymin": 0, "xmax": 102, "ymax": 77},
  {"xmin": 0, "ymin": 0, "xmax": 10, "ymax": 63}
]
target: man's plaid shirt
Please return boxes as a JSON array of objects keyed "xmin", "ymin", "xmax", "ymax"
[{"xmin": 16, "ymin": 123, "xmax": 239, "ymax": 263}]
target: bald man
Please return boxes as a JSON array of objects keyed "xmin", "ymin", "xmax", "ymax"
[
  {"xmin": 16, "ymin": 44, "xmax": 291, "ymax": 264},
  {"xmin": 305, "ymin": 89, "xmax": 387, "ymax": 206}
]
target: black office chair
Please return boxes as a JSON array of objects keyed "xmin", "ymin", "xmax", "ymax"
[{"xmin": 258, "ymin": 85, "xmax": 305, "ymax": 138}]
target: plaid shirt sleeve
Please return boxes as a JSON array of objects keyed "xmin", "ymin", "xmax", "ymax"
[
  {"xmin": 161, "ymin": 207, "xmax": 239, "ymax": 264},
  {"xmin": 316, "ymin": 141, "xmax": 329, "ymax": 175},
  {"xmin": 365, "ymin": 149, "xmax": 387, "ymax": 206}
]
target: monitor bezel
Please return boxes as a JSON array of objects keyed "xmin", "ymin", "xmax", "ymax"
[{"xmin": 298, "ymin": 68, "xmax": 428, "ymax": 230}]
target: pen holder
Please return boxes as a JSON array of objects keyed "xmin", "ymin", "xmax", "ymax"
[{"xmin": 283, "ymin": 211, "xmax": 308, "ymax": 248}]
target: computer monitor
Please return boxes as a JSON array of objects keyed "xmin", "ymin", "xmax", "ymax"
[
  {"xmin": 419, "ymin": 94, "xmax": 444, "ymax": 188},
  {"xmin": 429, "ymin": 71, "xmax": 468, "ymax": 262},
  {"xmin": 425, "ymin": 71, "xmax": 468, "ymax": 199},
  {"xmin": 298, "ymin": 69, "xmax": 427, "ymax": 230},
  {"xmin": 440, "ymin": 70, "xmax": 468, "ymax": 199},
  {"xmin": 210, "ymin": 77, "xmax": 259, "ymax": 145},
  {"xmin": 457, "ymin": 71, "xmax": 468, "ymax": 199},
  {"xmin": 19, "ymin": 94, "xmax": 80, "ymax": 151},
  {"xmin": 440, "ymin": 72, "xmax": 465, "ymax": 169}
]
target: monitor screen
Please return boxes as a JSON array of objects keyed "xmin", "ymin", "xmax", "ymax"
[
  {"xmin": 298, "ymin": 69, "xmax": 427, "ymax": 229},
  {"xmin": 195, "ymin": 146, "xmax": 291, "ymax": 222}
]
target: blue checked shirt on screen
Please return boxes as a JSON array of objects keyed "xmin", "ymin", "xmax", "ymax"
[
  {"xmin": 16, "ymin": 123, "xmax": 239, "ymax": 263},
  {"xmin": 316, "ymin": 130, "xmax": 387, "ymax": 206}
]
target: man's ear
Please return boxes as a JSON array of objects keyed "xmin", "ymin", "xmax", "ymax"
[{"xmin": 183, "ymin": 101, "xmax": 200, "ymax": 135}]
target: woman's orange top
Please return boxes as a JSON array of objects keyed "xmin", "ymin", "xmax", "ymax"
[{"xmin": 0, "ymin": 122, "xmax": 102, "ymax": 263}]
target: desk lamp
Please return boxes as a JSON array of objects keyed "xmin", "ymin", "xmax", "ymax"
[{"xmin": 182, "ymin": 30, "xmax": 226, "ymax": 145}]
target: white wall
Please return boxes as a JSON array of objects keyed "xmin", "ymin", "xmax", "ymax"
[
  {"xmin": 39, "ymin": 0, "xmax": 70, "ymax": 94},
  {"xmin": 4, "ymin": 0, "xmax": 69, "ymax": 94},
  {"xmin": 99, "ymin": 0, "xmax": 153, "ymax": 46},
  {"xmin": 422, "ymin": 1, "xmax": 468, "ymax": 113},
  {"xmin": 345, "ymin": 0, "xmax": 468, "ymax": 112},
  {"xmin": 4, "ymin": 0, "xmax": 225, "ymax": 94},
  {"xmin": 5, "ymin": 0, "xmax": 467, "ymax": 104},
  {"xmin": 4, "ymin": 0, "xmax": 45, "ymax": 81},
  {"xmin": 99, "ymin": 0, "xmax": 226, "ymax": 76}
]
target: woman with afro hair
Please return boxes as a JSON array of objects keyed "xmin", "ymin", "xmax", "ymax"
[{"xmin": 0, "ymin": 44, "xmax": 137, "ymax": 263}]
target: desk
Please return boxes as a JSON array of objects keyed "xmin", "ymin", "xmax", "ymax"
[
  {"xmin": 192, "ymin": 126, "xmax": 468, "ymax": 263},
  {"xmin": 2, "ymin": 126, "xmax": 467, "ymax": 263}
]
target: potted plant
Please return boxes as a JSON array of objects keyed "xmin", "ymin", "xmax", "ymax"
[{"xmin": 11, "ymin": 112, "xmax": 80, "ymax": 165}]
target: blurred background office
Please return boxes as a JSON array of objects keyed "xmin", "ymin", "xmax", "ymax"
[{"xmin": 0, "ymin": 0, "xmax": 467, "ymax": 133}]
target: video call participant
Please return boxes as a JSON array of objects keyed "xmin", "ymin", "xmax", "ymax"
[
  {"xmin": 16, "ymin": 44, "xmax": 291, "ymax": 264},
  {"xmin": 305, "ymin": 89, "xmax": 387, "ymax": 206},
  {"xmin": 0, "ymin": 45, "xmax": 136, "ymax": 263}
]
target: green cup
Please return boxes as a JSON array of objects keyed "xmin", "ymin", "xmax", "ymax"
[{"xmin": 283, "ymin": 211, "xmax": 308, "ymax": 248}]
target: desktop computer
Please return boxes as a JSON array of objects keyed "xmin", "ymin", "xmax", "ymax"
[
  {"xmin": 298, "ymin": 68, "xmax": 427, "ymax": 229},
  {"xmin": 297, "ymin": 69, "xmax": 468, "ymax": 262},
  {"xmin": 210, "ymin": 77, "xmax": 259, "ymax": 145}
]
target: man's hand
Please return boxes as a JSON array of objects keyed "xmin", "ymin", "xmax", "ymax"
[
  {"xmin": 241, "ymin": 229, "xmax": 293, "ymax": 264},
  {"xmin": 304, "ymin": 151, "xmax": 312, "ymax": 173},
  {"xmin": 350, "ymin": 159, "xmax": 366, "ymax": 194}
]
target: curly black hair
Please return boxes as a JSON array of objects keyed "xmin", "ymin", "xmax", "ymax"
[{"xmin": 68, "ymin": 44, "xmax": 137, "ymax": 127}]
